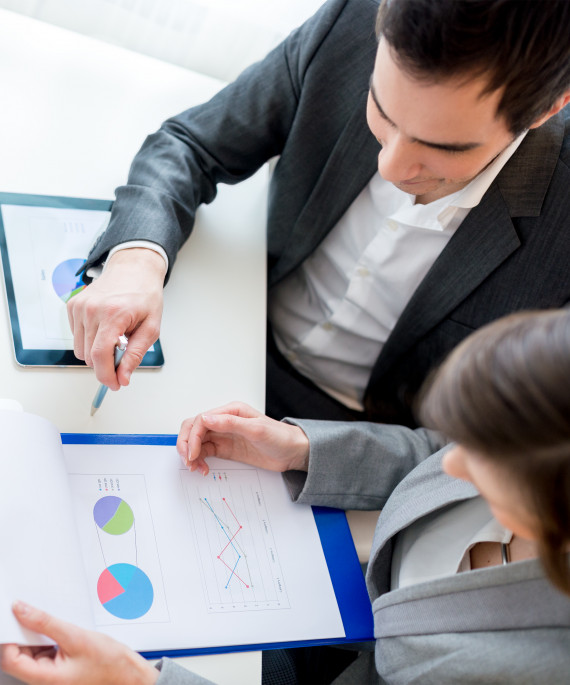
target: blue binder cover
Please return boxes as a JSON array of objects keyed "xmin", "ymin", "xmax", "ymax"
[{"xmin": 61, "ymin": 433, "xmax": 374, "ymax": 658}]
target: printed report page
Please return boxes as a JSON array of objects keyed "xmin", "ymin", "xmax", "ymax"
[{"xmin": 63, "ymin": 443, "xmax": 345, "ymax": 653}]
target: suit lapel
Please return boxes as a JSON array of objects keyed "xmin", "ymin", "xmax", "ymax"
[
  {"xmin": 366, "ymin": 452, "xmax": 478, "ymax": 599},
  {"xmin": 370, "ymin": 185, "xmax": 520, "ymax": 378},
  {"xmin": 272, "ymin": 90, "xmax": 378, "ymax": 282},
  {"xmin": 372, "ymin": 453, "xmax": 479, "ymax": 555}
]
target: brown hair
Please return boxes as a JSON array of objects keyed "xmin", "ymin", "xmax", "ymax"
[
  {"xmin": 419, "ymin": 309, "xmax": 570, "ymax": 594},
  {"xmin": 376, "ymin": 0, "xmax": 570, "ymax": 135}
]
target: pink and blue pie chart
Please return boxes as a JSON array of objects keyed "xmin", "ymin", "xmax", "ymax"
[
  {"xmin": 97, "ymin": 563, "xmax": 154, "ymax": 619},
  {"xmin": 93, "ymin": 496, "xmax": 134, "ymax": 535},
  {"xmin": 51, "ymin": 258, "xmax": 86, "ymax": 302}
]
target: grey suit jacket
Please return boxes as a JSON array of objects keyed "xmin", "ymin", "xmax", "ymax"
[
  {"xmin": 83, "ymin": 0, "xmax": 570, "ymax": 427},
  {"xmin": 285, "ymin": 419, "xmax": 570, "ymax": 684}
]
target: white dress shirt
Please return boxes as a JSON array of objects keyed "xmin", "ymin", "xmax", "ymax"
[
  {"xmin": 85, "ymin": 240, "xmax": 169, "ymax": 280},
  {"xmin": 92, "ymin": 135, "xmax": 524, "ymax": 410},
  {"xmin": 269, "ymin": 134, "xmax": 526, "ymax": 409},
  {"xmin": 390, "ymin": 497, "xmax": 513, "ymax": 590}
]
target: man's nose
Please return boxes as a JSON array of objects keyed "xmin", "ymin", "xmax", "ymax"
[{"xmin": 377, "ymin": 134, "xmax": 422, "ymax": 183}]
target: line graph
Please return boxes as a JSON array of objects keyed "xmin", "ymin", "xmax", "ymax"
[
  {"xmin": 201, "ymin": 496, "xmax": 249, "ymax": 589},
  {"xmin": 181, "ymin": 468, "xmax": 290, "ymax": 613}
]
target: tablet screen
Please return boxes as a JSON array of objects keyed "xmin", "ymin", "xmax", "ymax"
[{"xmin": 0, "ymin": 193, "xmax": 164, "ymax": 367}]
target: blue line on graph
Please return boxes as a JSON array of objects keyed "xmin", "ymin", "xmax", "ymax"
[
  {"xmin": 203, "ymin": 498, "xmax": 241, "ymax": 557},
  {"xmin": 226, "ymin": 558, "xmax": 241, "ymax": 588}
]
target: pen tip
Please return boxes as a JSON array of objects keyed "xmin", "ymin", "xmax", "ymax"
[{"xmin": 90, "ymin": 405, "xmax": 97, "ymax": 416}]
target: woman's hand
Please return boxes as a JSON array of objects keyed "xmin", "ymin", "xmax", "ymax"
[
  {"xmin": 0, "ymin": 602, "xmax": 158, "ymax": 685},
  {"xmin": 177, "ymin": 402, "xmax": 310, "ymax": 476}
]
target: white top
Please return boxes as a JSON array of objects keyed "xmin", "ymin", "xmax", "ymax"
[
  {"xmin": 269, "ymin": 134, "xmax": 526, "ymax": 409},
  {"xmin": 85, "ymin": 241, "xmax": 169, "ymax": 279},
  {"xmin": 391, "ymin": 497, "xmax": 513, "ymax": 590}
]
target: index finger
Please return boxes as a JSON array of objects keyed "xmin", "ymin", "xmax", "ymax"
[
  {"xmin": 187, "ymin": 415, "xmax": 211, "ymax": 464},
  {"xmin": 177, "ymin": 417, "xmax": 196, "ymax": 465},
  {"xmin": 177, "ymin": 406, "xmax": 236, "ymax": 462}
]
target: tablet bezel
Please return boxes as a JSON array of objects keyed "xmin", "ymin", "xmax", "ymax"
[{"xmin": 0, "ymin": 192, "xmax": 164, "ymax": 368}]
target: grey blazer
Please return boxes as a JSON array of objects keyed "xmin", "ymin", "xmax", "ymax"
[
  {"xmin": 84, "ymin": 0, "xmax": 570, "ymax": 427},
  {"xmin": 285, "ymin": 419, "xmax": 570, "ymax": 685}
]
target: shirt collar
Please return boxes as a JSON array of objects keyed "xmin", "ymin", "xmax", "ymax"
[
  {"xmin": 388, "ymin": 131, "xmax": 527, "ymax": 232},
  {"xmin": 451, "ymin": 131, "xmax": 527, "ymax": 210}
]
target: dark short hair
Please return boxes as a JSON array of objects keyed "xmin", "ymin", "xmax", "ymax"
[
  {"xmin": 376, "ymin": 0, "xmax": 570, "ymax": 135},
  {"xmin": 419, "ymin": 309, "xmax": 570, "ymax": 595}
]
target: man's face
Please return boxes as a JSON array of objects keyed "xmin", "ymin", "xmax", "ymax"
[{"xmin": 367, "ymin": 39, "xmax": 516, "ymax": 204}]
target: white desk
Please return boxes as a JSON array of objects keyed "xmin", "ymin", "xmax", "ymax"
[
  {"xmin": 0, "ymin": 9, "xmax": 267, "ymax": 433},
  {"xmin": 0, "ymin": 9, "xmax": 263, "ymax": 683}
]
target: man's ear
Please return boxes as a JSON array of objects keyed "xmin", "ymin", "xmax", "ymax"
[{"xmin": 529, "ymin": 91, "xmax": 570, "ymax": 129}]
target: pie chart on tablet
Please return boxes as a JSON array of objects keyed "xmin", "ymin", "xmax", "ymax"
[
  {"xmin": 51, "ymin": 258, "xmax": 86, "ymax": 302},
  {"xmin": 97, "ymin": 563, "xmax": 154, "ymax": 619}
]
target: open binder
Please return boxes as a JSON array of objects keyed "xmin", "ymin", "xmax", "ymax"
[{"xmin": 0, "ymin": 412, "xmax": 373, "ymax": 659}]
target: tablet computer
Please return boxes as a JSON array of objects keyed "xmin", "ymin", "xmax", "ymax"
[{"xmin": 0, "ymin": 192, "xmax": 164, "ymax": 367}]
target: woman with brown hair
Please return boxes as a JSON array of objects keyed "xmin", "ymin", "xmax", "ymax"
[
  {"xmin": 3, "ymin": 309, "xmax": 570, "ymax": 683},
  {"xmin": 419, "ymin": 308, "xmax": 570, "ymax": 596}
]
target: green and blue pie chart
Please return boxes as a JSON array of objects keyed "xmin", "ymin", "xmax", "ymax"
[
  {"xmin": 51, "ymin": 258, "xmax": 86, "ymax": 302},
  {"xmin": 93, "ymin": 496, "xmax": 134, "ymax": 535}
]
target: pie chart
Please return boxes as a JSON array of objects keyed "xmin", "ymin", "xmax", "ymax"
[
  {"xmin": 93, "ymin": 496, "xmax": 134, "ymax": 535},
  {"xmin": 97, "ymin": 563, "xmax": 154, "ymax": 619},
  {"xmin": 51, "ymin": 258, "xmax": 86, "ymax": 302}
]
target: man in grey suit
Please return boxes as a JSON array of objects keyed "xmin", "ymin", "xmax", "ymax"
[{"xmin": 69, "ymin": 0, "xmax": 570, "ymax": 427}]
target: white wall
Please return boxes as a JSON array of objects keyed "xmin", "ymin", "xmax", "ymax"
[{"xmin": 0, "ymin": 0, "xmax": 326, "ymax": 82}]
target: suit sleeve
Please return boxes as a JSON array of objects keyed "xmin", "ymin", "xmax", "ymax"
[
  {"xmin": 282, "ymin": 419, "xmax": 450, "ymax": 510},
  {"xmin": 155, "ymin": 658, "xmax": 214, "ymax": 684},
  {"xmin": 83, "ymin": 0, "xmax": 353, "ymax": 281}
]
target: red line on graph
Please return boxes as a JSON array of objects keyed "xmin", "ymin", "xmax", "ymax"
[
  {"xmin": 219, "ymin": 526, "xmax": 243, "ymax": 556},
  {"xmin": 216, "ymin": 555, "xmax": 250, "ymax": 588},
  {"xmin": 203, "ymin": 496, "xmax": 250, "ymax": 588},
  {"xmin": 223, "ymin": 498, "xmax": 240, "ymax": 526}
]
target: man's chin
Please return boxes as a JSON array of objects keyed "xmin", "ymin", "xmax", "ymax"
[{"xmin": 395, "ymin": 179, "xmax": 441, "ymax": 194}]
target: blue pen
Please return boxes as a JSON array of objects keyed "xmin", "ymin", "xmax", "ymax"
[{"xmin": 90, "ymin": 335, "xmax": 128, "ymax": 416}]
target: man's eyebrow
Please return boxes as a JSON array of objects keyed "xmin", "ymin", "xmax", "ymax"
[{"xmin": 368, "ymin": 77, "xmax": 482, "ymax": 153}]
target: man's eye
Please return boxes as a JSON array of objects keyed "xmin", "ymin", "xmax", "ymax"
[{"xmin": 440, "ymin": 147, "xmax": 468, "ymax": 155}]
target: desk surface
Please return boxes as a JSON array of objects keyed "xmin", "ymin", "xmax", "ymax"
[
  {"xmin": 0, "ymin": 9, "xmax": 264, "ymax": 682},
  {"xmin": 0, "ymin": 9, "xmax": 267, "ymax": 434}
]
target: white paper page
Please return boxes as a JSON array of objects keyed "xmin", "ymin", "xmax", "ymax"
[
  {"xmin": 0, "ymin": 411, "xmax": 93, "ymax": 644},
  {"xmin": 63, "ymin": 443, "xmax": 345, "ymax": 653},
  {"xmin": 0, "ymin": 567, "xmax": 12, "ymax": 632}
]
